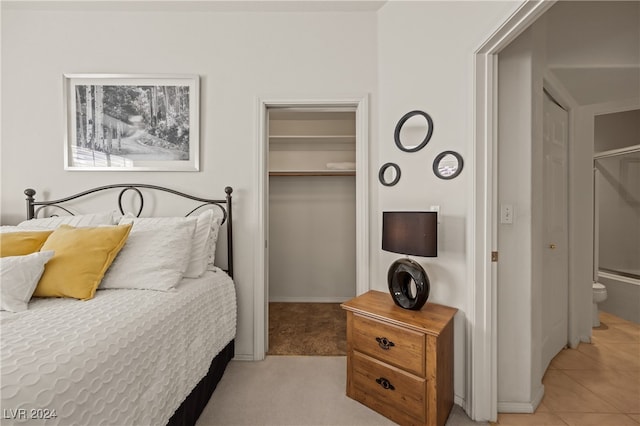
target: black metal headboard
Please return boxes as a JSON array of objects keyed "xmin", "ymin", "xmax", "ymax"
[{"xmin": 24, "ymin": 184, "xmax": 234, "ymax": 278}]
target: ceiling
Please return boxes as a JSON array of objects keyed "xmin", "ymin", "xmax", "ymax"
[
  {"xmin": 543, "ymin": 1, "xmax": 640, "ymax": 106},
  {"xmin": 2, "ymin": 0, "xmax": 386, "ymax": 12}
]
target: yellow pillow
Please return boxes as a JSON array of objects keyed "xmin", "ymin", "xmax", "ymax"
[
  {"xmin": 0, "ymin": 231, "xmax": 53, "ymax": 257},
  {"xmin": 34, "ymin": 224, "xmax": 132, "ymax": 300}
]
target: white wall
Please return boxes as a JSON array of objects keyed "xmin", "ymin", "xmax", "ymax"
[
  {"xmin": 497, "ymin": 30, "xmax": 535, "ymax": 408},
  {"xmin": 269, "ymin": 176, "xmax": 356, "ymax": 302},
  {"xmin": 1, "ymin": 0, "xmax": 526, "ymax": 415},
  {"xmin": 0, "ymin": 4, "xmax": 378, "ymax": 360},
  {"xmin": 494, "ymin": 12, "xmax": 602, "ymax": 411},
  {"xmin": 376, "ymin": 0, "xmax": 521, "ymax": 407},
  {"xmin": 496, "ymin": 23, "xmax": 554, "ymax": 410},
  {"xmin": 594, "ymin": 110, "xmax": 640, "ymax": 152}
]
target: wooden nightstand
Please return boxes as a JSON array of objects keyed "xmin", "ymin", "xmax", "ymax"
[{"xmin": 341, "ymin": 290, "xmax": 457, "ymax": 426}]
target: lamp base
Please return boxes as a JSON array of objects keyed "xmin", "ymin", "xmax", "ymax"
[{"xmin": 387, "ymin": 258, "xmax": 430, "ymax": 310}]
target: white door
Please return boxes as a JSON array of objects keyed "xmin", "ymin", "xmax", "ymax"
[{"xmin": 541, "ymin": 91, "xmax": 569, "ymax": 372}]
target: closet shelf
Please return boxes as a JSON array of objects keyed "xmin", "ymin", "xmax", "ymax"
[
  {"xmin": 269, "ymin": 170, "xmax": 355, "ymax": 177},
  {"xmin": 269, "ymin": 135, "xmax": 355, "ymax": 144}
]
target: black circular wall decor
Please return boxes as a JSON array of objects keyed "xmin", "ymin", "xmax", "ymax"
[
  {"xmin": 394, "ymin": 110, "xmax": 434, "ymax": 153},
  {"xmin": 378, "ymin": 162, "xmax": 401, "ymax": 186},
  {"xmin": 387, "ymin": 258, "xmax": 430, "ymax": 310},
  {"xmin": 433, "ymin": 150, "xmax": 464, "ymax": 180}
]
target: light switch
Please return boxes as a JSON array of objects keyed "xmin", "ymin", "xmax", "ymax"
[{"xmin": 500, "ymin": 204, "xmax": 514, "ymax": 224}]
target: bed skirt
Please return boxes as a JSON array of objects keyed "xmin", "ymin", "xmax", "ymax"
[{"xmin": 167, "ymin": 339, "xmax": 235, "ymax": 426}]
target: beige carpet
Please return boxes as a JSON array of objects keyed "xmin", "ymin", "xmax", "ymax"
[
  {"xmin": 268, "ymin": 302, "xmax": 346, "ymax": 356},
  {"xmin": 196, "ymin": 356, "xmax": 488, "ymax": 426}
]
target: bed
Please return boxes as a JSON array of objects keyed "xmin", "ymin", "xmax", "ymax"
[{"xmin": 0, "ymin": 184, "xmax": 236, "ymax": 426}]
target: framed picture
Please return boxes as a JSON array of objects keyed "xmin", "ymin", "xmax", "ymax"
[{"xmin": 64, "ymin": 74, "xmax": 199, "ymax": 171}]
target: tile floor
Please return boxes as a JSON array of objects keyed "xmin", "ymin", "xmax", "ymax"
[{"xmin": 491, "ymin": 311, "xmax": 640, "ymax": 426}]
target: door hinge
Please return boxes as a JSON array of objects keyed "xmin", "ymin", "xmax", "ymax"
[{"xmin": 491, "ymin": 251, "xmax": 498, "ymax": 262}]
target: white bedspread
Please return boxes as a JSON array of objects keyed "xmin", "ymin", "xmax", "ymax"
[{"xmin": 1, "ymin": 269, "xmax": 236, "ymax": 426}]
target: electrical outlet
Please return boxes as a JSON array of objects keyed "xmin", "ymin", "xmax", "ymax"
[{"xmin": 430, "ymin": 205, "xmax": 441, "ymax": 224}]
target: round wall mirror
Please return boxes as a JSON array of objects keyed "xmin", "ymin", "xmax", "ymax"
[
  {"xmin": 433, "ymin": 151, "xmax": 464, "ymax": 180},
  {"xmin": 394, "ymin": 110, "xmax": 434, "ymax": 153},
  {"xmin": 378, "ymin": 162, "xmax": 401, "ymax": 186}
]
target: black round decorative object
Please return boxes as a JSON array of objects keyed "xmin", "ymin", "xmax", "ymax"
[
  {"xmin": 433, "ymin": 150, "xmax": 464, "ymax": 180},
  {"xmin": 387, "ymin": 258, "xmax": 430, "ymax": 310},
  {"xmin": 394, "ymin": 110, "xmax": 434, "ymax": 153},
  {"xmin": 378, "ymin": 162, "xmax": 401, "ymax": 186}
]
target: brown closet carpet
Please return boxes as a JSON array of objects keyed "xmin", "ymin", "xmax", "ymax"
[{"xmin": 268, "ymin": 302, "xmax": 347, "ymax": 356}]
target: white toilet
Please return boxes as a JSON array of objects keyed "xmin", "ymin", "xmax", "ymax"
[{"xmin": 592, "ymin": 282, "xmax": 608, "ymax": 327}]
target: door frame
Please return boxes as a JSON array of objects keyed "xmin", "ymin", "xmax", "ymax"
[
  {"xmin": 253, "ymin": 96, "xmax": 370, "ymax": 360},
  {"xmin": 471, "ymin": 0, "xmax": 555, "ymax": 420}
]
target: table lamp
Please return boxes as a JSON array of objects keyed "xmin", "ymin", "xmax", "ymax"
[{"xmin": 382, "ymin": 211, "xmax": 438, "ymax": 310}]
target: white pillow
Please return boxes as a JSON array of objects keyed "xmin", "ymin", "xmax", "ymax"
[
  {"xmin": 206, "ymin": 217, "xmax": 222, "ymax": 271},
  {"xmin": 100, "ymin": 219, "xmax": 196, "ymax": 291},
  {"xmin": 0, "ymin": 226, "xmax": 22, "ymax": 233},
  {"xmin": 119, "ymin": 211, "xmax": 214, "ymax": 278},
  {"xmin": 17, "ymin": 211, "xmax": 115, "ymax": 230},
  {"xmin": 0, "ymin": 251, "xmax": 55, "ymax": 312},
  {"xmin": 185, "ymin": 210, "xmax": 213, "ymax": 277}
]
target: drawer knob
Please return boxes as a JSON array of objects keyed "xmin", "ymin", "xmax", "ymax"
[
  {"xmin": 375, "ymin": 377, "xmax": 395, "ymax": 391},
  {"xmin": 375, "ymin": 337, "xmax": 395, "ymax": 350}
]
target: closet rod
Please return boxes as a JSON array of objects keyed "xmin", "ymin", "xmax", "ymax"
[
  {"xmin": 268, "ymin": 106, "xmax": 356, "ymax": 113},
  {"xmin": 593, "ymin": 144, "xmax": 640, "ymax": 160}
]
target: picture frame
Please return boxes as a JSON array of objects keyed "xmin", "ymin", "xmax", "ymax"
[{"xmin": 64, "ymin": 74, "xmax": 199, "ymax": 171}]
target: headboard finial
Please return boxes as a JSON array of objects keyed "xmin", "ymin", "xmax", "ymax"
[
  {"xmin": 25, "ymin": 188, "xmax": 36, "ymax": 219},
  {"xmin": 225, "ymin": 186, "xmax": 233, "ymax": 195}
]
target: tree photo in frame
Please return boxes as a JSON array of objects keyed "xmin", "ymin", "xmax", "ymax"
[{"xmin": 64, "ymin": 74, "xmax": 199, "ymax": 171}]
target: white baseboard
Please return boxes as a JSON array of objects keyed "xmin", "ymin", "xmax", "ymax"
[
  {"xmin": 570, "ymin": 333, "xmax": 592, "ymax": 348},
  {"xmin": 497, "ymin": 384, "xmax": 544, "ymax": 413},
  {"xmin": 269, "ymin": 296, "xmax": 353, "ymax": 303},
  {"xmin": 497, "ymin": 401, "xmax": 534, "ymax": 413},
  {"xmin": 531, "ymin": 384, "xmax": 545, "ymax": 411},
  {"xmin": 454, "ymin": 394, "xmax": 466, "ymax": 411},
  {"xmin": 232, "ymin": 354, "xmax": 255, "ymax": 361}
]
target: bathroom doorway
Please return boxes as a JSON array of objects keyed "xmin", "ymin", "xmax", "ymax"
[{"xmin": 593, "ymin": 109, "xmax": 640, "ymax": 324}]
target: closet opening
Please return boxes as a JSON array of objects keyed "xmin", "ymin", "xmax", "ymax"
[
  {"xmin": 267, "ymin": 106, "xmax": 356, "ymax": 356},
  {"xmin": 255, "ymin": 97, "xmax": 369, "ymax": 360}
]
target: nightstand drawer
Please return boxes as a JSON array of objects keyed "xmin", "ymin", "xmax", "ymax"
[
  {"xmin": 352, "ymin": 350, "xmax": 426, "ymax": 424},
  {"xmin": 352, "ymin": 314, "xmax": 426, "ymax": 376}
]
